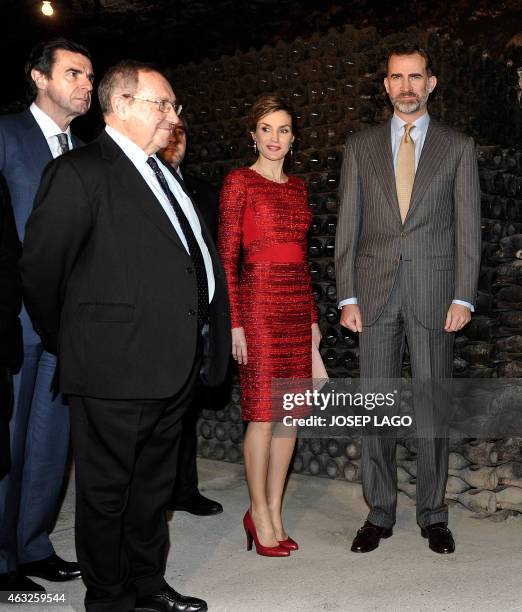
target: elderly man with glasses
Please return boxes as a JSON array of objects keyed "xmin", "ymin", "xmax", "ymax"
[{"xmin": 21, "ymin": 60, "xmax": 231, "ymax": 612}]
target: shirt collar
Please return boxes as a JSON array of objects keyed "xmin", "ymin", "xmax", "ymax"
[
  {"xmin": 30, "ymin": 102, "xmax": 72, "ymax": 140},
  {"xmin": 391, "ymin": 111, "xmax": 430, "ymax": 135},
  {"xmin": 105, "ymin": 125, "xmax": 159, "ymax": 166}
]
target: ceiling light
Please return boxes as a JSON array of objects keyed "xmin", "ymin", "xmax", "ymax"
[{"xmin": 42, "ymin": 1, "xmax": 54, "ymax": 16}]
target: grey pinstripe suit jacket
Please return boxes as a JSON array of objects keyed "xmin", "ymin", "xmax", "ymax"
[{"xmin": 335, "ymin": 118, "xmax": 481, "ymax": 330}]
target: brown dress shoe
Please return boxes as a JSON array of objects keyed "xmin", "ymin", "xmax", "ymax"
[{"xmin": 351, "ymin": 520, "xmax": 393, "ymax": 553}]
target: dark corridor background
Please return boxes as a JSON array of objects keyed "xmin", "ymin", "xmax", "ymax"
[{"xmin": 1, "ymin": 0, "xmax": 522, "ymax": 517}]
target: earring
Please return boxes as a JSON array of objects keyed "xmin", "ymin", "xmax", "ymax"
[
  {"xmin": 290, "ymin": 143, "xmax": 293, "ymax": 157},
  {"xmin": 253, "ymin": 140, "xmax": 257, "ymax": 154}
]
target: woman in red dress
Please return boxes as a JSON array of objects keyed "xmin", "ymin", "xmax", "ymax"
[{"xmin": 218, "ymin": 95, "xmax": 320, "ymax": 556}]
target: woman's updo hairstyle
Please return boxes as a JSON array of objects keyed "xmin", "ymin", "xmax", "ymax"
[{"xmin": 247, "ymin": 94, "xmax": 295, "ymax": 133}]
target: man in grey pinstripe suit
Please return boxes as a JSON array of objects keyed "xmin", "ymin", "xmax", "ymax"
[{"xmin": 335, "ymin": 44, "xmax": 481, "ymax": 554}]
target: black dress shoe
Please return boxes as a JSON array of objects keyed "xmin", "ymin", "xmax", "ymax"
[
  {"xmin": 172, "ymin": 492, "xmax": 223, "ymax": 516},
  {"xmin": 18, "ymin": 554, "xmax": 81, "ymax": 582},
  {"xmin": 0, "ymin": 571, "xmax": 46, "ymax": 593},
  {"xmin": 351, "ymin": 520, "xmax": 393, "ymax": 553},
  {"xmin": 421, "ymin": 522, "xmax": 455, "ymax": 554},
  {"xmin": 135, "ymin": 583, "xmax": 208, "ymax": 612}
]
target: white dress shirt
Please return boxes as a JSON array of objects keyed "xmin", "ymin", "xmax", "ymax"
[
  {"xmin": 30, "ymin": 102, "xmax": 73, "ymax": 158},
  {"xmin": 338, "ymin": 112, "xmax": 473, "ymax": 311},
  {"xmin": 105, "ymin": 126, "xmax": 215, "ymax": 301}
]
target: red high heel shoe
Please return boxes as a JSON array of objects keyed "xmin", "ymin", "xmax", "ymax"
[
  {"xmin": 243, "ymin": 511, "xmax": 290, "ymax": 557},
  {"xmin": 278, "ymin": 536, "xmax": 299, "ymax": 550}
]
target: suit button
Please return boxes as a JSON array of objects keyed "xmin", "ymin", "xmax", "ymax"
[
  {"xmin": 188, "ymin": 309, "xmax": 196, "ymax": 316},
  {"xmin": 186, "ymin": 266, "xmax": 194, "ymax": 274},
  {"xmin": 400, "ymin": 232, "xmax": 406, "ymax": 238}
]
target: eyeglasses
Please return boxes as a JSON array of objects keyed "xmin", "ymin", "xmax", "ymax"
[{"xmin": 122, "ymin": 94, "xmax": 182, "ymax": 115}]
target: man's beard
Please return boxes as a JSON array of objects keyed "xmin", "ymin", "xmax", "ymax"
[{"xmin": 392, "ymin": 89, "xmax": 429, "ymax": 114}]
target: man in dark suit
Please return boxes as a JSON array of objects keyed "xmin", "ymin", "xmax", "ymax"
[
  {"xmin": 161, "ymin": 121, "xmax": 223, "ymax": 516},
  {"xmin": 0, "ymin": 38, "xmax": 92, "ymax": 592},
  {"xmin": 0, "ymin": 174, "xmax": 23, "ymax": 481},
  {"xmin": 335, "ymin": 44, "xmax": 481, "ymax": 554},
  {"xmin": 21, "ymin": 60, "xmax": 230, "ymax": 612}
]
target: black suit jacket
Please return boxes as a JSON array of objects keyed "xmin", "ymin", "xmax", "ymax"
[
  {"xmin": 21, "ymin": 131, "xmax": 230, "ymax": 399},
  {"xmin": 182, "ymin": 172, "xmax": 219, "ymax": 241}
]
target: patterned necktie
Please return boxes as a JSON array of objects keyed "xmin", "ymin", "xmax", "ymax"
[
  {"xmin": 56, "ymin": 133, "xmax": 70, "ymax": 155},
  {"xmin": 396, "ymin": 123, "xmax": 415, "ymax": 223},
  {"xmin": 147, "ymin": 156, "xmax": 209, "ymax": 324}
]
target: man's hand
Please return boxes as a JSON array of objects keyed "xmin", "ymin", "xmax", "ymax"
[
  {"xmin": 231, "ymin": 326, "xmax": 248, "ymax": 365},
  {"xmin": 340, "ymin": 304, "xmax": 363, "ymax": 333},
  {"xmin": 444, "ymin": 303, "xmax": 471, "ymax": 332}
]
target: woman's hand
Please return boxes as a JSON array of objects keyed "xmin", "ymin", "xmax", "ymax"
[
  {"xmin": 311, "ymin": 322, "xmax": 322, "ymax": 349},
  {"xmin": 232, "ymin": 327, "xmax": 248, "ymax": 365}
]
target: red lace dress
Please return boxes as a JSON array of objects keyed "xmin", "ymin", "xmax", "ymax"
[{"xmin": 218, "ymin": 167, "xmax": 318, "ymax": 421}]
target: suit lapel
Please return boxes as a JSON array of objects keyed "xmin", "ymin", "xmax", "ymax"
[
  {"xmin": 406, "ymin": 119, "xmax": 447, "ymax": 222},
  {"xmin": 98, "ymin": 133, "xmax": 187, "ymax": 253},
  {"xmin": 19, "ymin": 110, "xmax": 53, "ymax": 175},
  {"xmin": 367, "ymin": 121, "xmax": 402, "ymax": 224}
]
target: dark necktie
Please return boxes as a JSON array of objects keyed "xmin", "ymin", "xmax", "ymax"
[
  {"xmin": 56, "ymin": 133, "xmax": 70, "ymax": 155},
  {"xmin": 147, "ymin": 156, "xmax": 209, "ymax": 324}
]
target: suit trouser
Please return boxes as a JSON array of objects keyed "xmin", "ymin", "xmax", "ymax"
[
  {"xmin": 0, "ymin": 368, "xmax": 13, "ymax": 480},
  {"xmin": 173, "ymin": 404, "xmax": 199, "ymax": 503},
  {"xmin": 173, "ymin": 323, "xmax": 220, "ymax": 503},
  {"xmin": 69, "ymin": 354, "xmax": 201, "ymax": 612},
  {"xmin": 0, "ymin": 342, "xmax": 69, "ymax": 573},
  {"xmin": 359, "ymin": 264, "xmax": 453, "ymax": 529},
  {"xmin": 173, "ymin": 380, "xmax": 228, "ymax": 503}
]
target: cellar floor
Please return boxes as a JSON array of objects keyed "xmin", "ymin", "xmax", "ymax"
[{"xmin": 8, "ymin": 458, "xmax": 522, "ymax": 612}]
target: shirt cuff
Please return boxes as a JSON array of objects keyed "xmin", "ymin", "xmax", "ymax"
[
  {"xmin": 452, "ymin": 299, "xmax": 474, "ymax": 312},
  {"xmin": 338, "ymin": 297, "xmax": 358, "ymax": 309}
]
